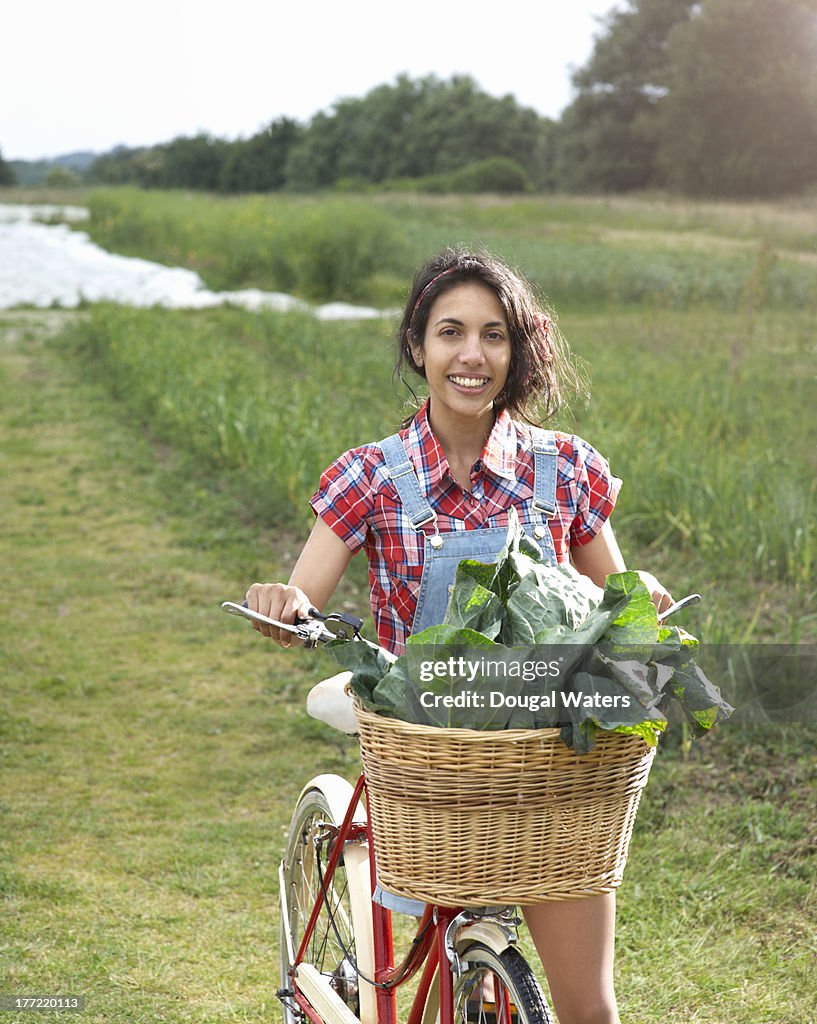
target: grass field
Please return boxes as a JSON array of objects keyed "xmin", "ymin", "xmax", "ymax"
[
  {"xmin": 1, "ymin": 188, "xmax": 816, "ymax": 1022},
  {"xmin": 79, "ymin": 188, "xmax": 817, "ymax": 311},
  {"xmin": 58, "ymin": 297, "xmax": 817, "ymax": 644}
]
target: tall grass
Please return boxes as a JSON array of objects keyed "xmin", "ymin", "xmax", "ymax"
[
  {"xmin": 62, "ymin": 305, "xmax": 405, "ymax": 523},
  {"xmin": 60, "ymin": 299, "xmax": 817, "ymax": 643},
  {"xmin": 82, "ymin": 188, "xmax": 817, "ymax": 312},
  {"xmin": 85, "ymin": 189, "xmax": 411, "ymax": 303}
]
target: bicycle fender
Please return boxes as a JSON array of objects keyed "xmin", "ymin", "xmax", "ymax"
[
  {"xmin": 455, "ymin": 920, "xmax": 516, "ymax": 958},
  {"xmin": 296, "ymin": 773, "xmax": 367, "ymax": 823}
]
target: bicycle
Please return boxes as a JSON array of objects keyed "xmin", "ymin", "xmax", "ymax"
[{"xmin": 222, "ymin": 593, "xmax": 700, "ymax": 1024}]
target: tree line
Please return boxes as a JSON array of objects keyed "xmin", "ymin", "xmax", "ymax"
[{"xmin": 4, "ymin": 0, "xmax": 817, "ymax": 199}]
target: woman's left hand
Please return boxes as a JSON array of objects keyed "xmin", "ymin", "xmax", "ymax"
[{"xmin": 637, "ymin": 571, "xmax": 674, "ymax": 617}]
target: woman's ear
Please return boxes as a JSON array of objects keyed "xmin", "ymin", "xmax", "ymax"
[{"xmin": 407, "ymin": 331, "xmax": 424, "ymax": 367}]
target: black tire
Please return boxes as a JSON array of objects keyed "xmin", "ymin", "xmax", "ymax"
[
  {"xmin": 279, "ymin": 788, "xmax": 361, "ymax": 1024},
  {"xmin": 453, "ymin": 942, "xmax": 553, "ymax": 1024}
]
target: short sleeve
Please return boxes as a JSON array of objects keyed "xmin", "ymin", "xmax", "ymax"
[
  {"xmin": 310, "ymin": 448, "xmax": 374, "ymax": 553},
  {"xmin": 567, "ymin": 436, "xmax": 622, "ymax": 546}
]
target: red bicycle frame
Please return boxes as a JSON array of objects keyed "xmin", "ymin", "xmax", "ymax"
[{"xmin": 289, "ymin": 773, "xmax": 464, "ymax": 1024}]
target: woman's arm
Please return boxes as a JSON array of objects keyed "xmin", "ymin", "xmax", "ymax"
[
  {"xmin": 570, "ymin": 520, "xmax": 674, "ymax": 614},
  {"xmin": 245, "ymin": 517, "xmax": 354, "ymax": 646}
]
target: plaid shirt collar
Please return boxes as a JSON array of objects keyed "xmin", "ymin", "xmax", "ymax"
[{"xmin": 403, "ymin": 400, "xmax": 519, "ymax": 495}]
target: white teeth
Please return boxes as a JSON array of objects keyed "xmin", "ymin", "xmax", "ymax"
[{"xmin": 449, "ymin": 376, "xmax": 488, "ymax": 388}]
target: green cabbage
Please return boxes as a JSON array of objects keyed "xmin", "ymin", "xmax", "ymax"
[{"xmin": 328, "ymin": 510, "xmax": 733, "ymax": 752}]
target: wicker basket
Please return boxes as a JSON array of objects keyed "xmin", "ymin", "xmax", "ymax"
[{"xmin": 354, "ymin": 701, "xmax": 656, "ymax": 906}]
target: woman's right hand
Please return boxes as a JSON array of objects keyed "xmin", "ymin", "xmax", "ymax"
[{"xmin": 245, "ymin": 582, "xmax": 314, "ymax": 648}]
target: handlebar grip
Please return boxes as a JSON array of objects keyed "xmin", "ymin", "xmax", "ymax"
[
  {"xmin": 242, "ymin": 600, "xmax": 317, "ymax": 626},
  {"xmin": 659, "ymin": 593, "xmax": 702, "ymax": 622}
]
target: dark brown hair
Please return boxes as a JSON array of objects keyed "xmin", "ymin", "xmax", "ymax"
[{"xmin": 395, "ymin": 247, "xmax": 583, "ymax": 424}]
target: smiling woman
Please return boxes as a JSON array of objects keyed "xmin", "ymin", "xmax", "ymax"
[
  {"xmin": 396, "ymin": 251, "xmax": 575, "ymax": 426},
  {"xmin": 245, "ymin": 245, "xmax": 676, "ymax": 1024},
  {"xmin": 407, "ymin": 280, "xmax": 512, "ymax": 484}
]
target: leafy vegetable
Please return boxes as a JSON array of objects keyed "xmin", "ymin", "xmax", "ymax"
[{"xmin": 329, "ymin": 509, "xmax": 733, "ymax": 752}]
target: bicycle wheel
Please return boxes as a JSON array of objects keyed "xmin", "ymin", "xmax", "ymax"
[
  {"xmin": 451, "ymin": 942, "xmax": 553, "ymax": 1024},
  {"xmin": 279, "ymin": 783, "xmax": 371, "ymax": 1024}
]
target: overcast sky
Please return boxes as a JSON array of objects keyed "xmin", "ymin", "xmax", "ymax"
[{"xmin": 3, "ymin": 0, "xmax": 620, "ymax": 161}]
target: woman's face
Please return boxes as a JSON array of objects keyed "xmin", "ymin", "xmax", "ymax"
[{"xmin": 411, "ymin": 281, "xmax": 511, "ymax": 431}]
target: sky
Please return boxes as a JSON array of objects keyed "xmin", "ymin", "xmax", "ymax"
[{"xmin": 2, "ymin": 0, "xmax": 620, "ymax": 162}]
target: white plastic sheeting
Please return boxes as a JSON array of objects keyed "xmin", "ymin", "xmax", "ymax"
[{"xmin": 0, "ymin": 204, "xmax": 393, "ymax": 319}]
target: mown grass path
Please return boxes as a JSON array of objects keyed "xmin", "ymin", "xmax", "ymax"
[
  {"xmin": 0, "ymin": 312, "xmax": 358, "ymax": 1022},
  {"xmin": 1, "ymin": 312, "xmax": 814, "ymax": 1023}
]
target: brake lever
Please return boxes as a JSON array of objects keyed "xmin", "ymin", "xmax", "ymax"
[
  {"xmin": 306, "ymin": 606, "xmax": 365, "ymax": 639},
  {"xmin": 221, "ymin": 601, "xmax": 397, "ymax": 662},
  {"xmin": 220, "ymin": 602, "xmax": 335, "ymax": 647}
]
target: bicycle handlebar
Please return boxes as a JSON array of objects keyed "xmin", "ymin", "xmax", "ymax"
[
  {"xmin": 223, "ymin": 591, "xmax": 700, "ymax": 657},
  {"xmin": 220, "ymin": 601, "xmax": 396, "ymax": 660}
]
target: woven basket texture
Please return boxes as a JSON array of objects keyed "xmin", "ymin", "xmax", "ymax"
[{"xmin": 354, "ymin": 702, "xmax": 656, "ymax": 905}]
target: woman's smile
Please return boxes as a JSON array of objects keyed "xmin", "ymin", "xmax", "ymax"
[
  {"xmin": 411, "ymin": 281, "xmax": 511, "ymax": 435},
  {"xmin": 448, "ymin": 373, "xmax": 491, "ymax": 391}
]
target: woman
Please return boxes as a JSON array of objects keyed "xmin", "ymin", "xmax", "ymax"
[{"xmin": 248, "ymin": 248, "xmax": 672, "ymax": 1024}]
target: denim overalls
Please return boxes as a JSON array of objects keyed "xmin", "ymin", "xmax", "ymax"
[
  {"xmin": 372, "ymin": 426, "xmax": 560, "ymax": 913},
  {"xmin": 378, "ymin": 427, "xmax": 559, "ymax": 635}
]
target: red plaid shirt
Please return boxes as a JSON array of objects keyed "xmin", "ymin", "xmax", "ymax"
[{"xmin": 311, "ymin": 401, "xmax": 621, "ymax": 655}]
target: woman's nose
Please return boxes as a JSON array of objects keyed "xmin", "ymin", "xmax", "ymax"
[{"xmin": 458, "ymin": 333, "xmax": 486, "ymax": 364}]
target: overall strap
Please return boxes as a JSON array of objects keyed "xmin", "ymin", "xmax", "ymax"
[
  {"xmin": 528, "ymin": 427, "xmax": 558, "ymax": 518},
  {"xmin": 378, "ymin": 434, "xmax": 437, "ymax": 530}
]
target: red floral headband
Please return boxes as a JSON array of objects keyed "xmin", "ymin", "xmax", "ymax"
[{"xmin": 409, "ymin": 266, "xmax": 462, "ymax": 326}]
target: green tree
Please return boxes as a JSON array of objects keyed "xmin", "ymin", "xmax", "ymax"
[
  {"xmin": 155, "ymin": 134, "xmax": 230, "ymax": 191},
  {"xmin": 284, "ymin": 74, "xmax": 551, "ymax": 190},
  {"xmin": 86, "ymin": 146, "xmax": 142, "ymax": 185},
  {"xmin": 284, "ymin": 75, "xmax": 433, "ymax": 188},
  {"xmin": 656, "ymin": 0, "xmax": 817, "ymax": 197},
  {"xmin": 284, "ymin": 110, "xmax": 347, "ymax": 189},
  {"xmin": 45, "ymin": 166, "xmax": 79, "ymax": 188},
  {"xmin": 0, "ymin": 147, "xmax": 17, "ymax": 186},
  {"xmin": 402, "ymin": 76, "xmax": 545, "ymax": 183},
  {"xmin": 333, "ymin": 74, "xmax": 430, "ymax": 183},
  {"xmin": 220, "ymin": 118, "xmax": 302, "ymax": 192},
  {"xmin": 552, "ymin": 0, "xmax": 696, "ymax": 191}
]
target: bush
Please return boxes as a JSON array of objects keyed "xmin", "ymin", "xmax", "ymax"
[
  {"xmin": 274, "ymin": 201, "xmax": 408, "ymax": 299},
  {"xmin": 446, "ymin": 157, "xmax": 531, "ymax": 193},
  {"xmin": 380, "ymin": 157, "xmax": 531, "ymax": 195}
]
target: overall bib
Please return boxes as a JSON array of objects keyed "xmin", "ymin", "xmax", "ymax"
[
  {"xmin": 372, "ymin": 426, "xmax": 559, "ymax": 913},
  {"xmin": 378, "ymin": 427, "xmax": 559, "ymax": 634}
]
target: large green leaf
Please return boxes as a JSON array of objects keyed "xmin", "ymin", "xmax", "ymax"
[
  {"xmin": 503, "ymin": 563, "xmax": 602, "ymax": 644},
  {"xmin": 559, "ymin": 671, "xmax": 667, "ymax": 752},
  {"xmin": 600, "ymin": 571, "xmax": 660, "ymax": 651},
  {"xmin": 442, "ymin": 570, "xmax": 505, "ymax": 638},
  {"xmin": 403, "ymin": 625, "xmax": 507, "ymax": 728},
  {"xmin": 326, "ymin": 639, "xmax": 395, "ymax": 711}
]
